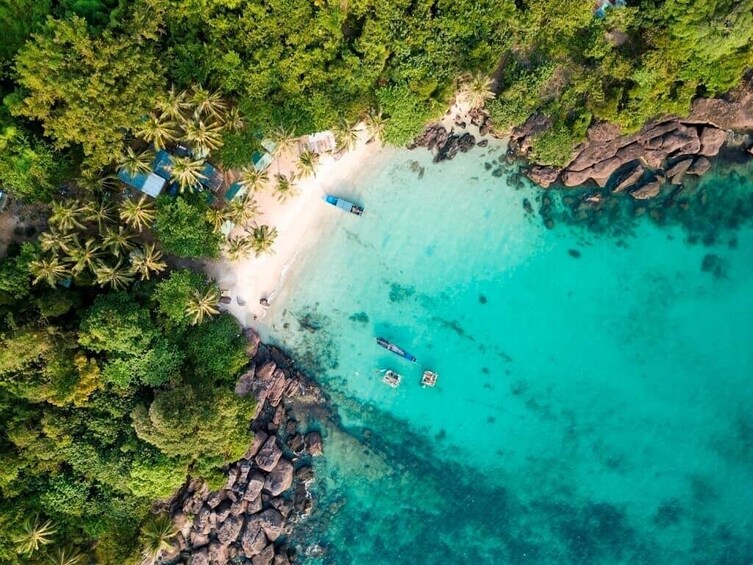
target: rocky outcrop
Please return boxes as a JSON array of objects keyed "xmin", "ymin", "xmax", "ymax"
[
  {"xmin": 510, "ymin": 80, "xmax": 753, "ymax": 196},
  {"xmin": 166, "ymin": 341, "xmax": 327, "ymax": 565}
]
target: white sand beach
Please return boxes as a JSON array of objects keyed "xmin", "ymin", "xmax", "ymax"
[{"xmin": 204, "ymin": 130, "xmax": 386, "ymax": 326}]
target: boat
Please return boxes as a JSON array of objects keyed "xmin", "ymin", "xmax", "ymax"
[
  {"xmin": 382, "ymin": 370, "xmax": 402, "ymax": 388},
  {"xmin": 421, "ymin": 370, "xmax": 438, "ymax": 387},
  {"xmin": 376, "ymin": 337, "xmax": 417, "ymax": 363},
  {"xmin": 325, "ymin": 195, "xmax": 364, "ymax": 216}
]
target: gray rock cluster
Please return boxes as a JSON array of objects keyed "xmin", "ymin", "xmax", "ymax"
[
  {"xmin": 513, "ymin": 80, "xmax": 753, "ymax": 196},
  {"xmin": 162, "ymin": 339, "xmax": 325, "ymax": 565}
]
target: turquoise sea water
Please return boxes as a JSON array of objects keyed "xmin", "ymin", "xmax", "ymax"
[{"xmin": 260, "ymin": 144, "xmax": 753, "ymax": 564}]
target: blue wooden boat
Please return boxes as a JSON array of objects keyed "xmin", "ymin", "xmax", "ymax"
[
  {"xmin": 325, "ymin": 195, "xmax": 364, "ymax": 216},
  {"xmin": 376, "ymin": 337, "xmax": 417, "ymax": 363}
]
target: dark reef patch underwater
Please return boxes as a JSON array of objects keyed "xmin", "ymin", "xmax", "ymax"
[{"xmin": 261, "ymin": 146, "xmax": 753, "ymax": 564}]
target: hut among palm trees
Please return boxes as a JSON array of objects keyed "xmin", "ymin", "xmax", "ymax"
[
  {"xmin": 299, "ymin": 131, "xmax": 337, "ymax": 154},
  {"xmin": 117, "ymin": 168, "xmax": 166, "ymax": 198}
]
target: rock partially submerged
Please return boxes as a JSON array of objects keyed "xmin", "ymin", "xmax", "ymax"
[{"xmin": 168, "ymin": 341, "xmax": 327, "ymax": 565}]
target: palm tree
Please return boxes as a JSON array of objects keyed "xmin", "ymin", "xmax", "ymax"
[
  {"xmin": 238, "ymin": 167, "xmax": 269, "ymax": 193},
  {"xmin": 101, "ymin": 226, "xmax": 137, "ymax": 257},
  {"xmin": 136, "ymin": 114, "xmax": 179, "ymax": 151},
  {"xmin": 190, "ymin": 86, "xmax": 227, "ymax": 120},
  {"xmin": 205, "ymin": 207, "xmax": 229, "ymax": 232},
  {"xmin": 226, "ymin": 195, "xmax": 258, "ymax": 225},
  {"xmin": 29, "ymin": 256, "xmax": 69, "ymax": 287},
  {"xmin": 168, "ymin": 156, "xmax": 206, "ymax": 194},
  {"xmin": 39, "ymin": 229, "xmax": 75, "ymax": 254},
  {"xmin": 66, "ymin": 238, "xmax": 104, "ymax": 274},
  {"xmin": 251, "ymin": 224, "xmax": 278, "ymax": 257},
  {"xmin": 117, "ymin": 147, "xmax": 155, "ymax": 178},
  {"xmin": 49, "ymin": 200, "xmax": 86, "ymax": 233},
  {"xmin": 186, "ymin": 287, "xmax": 221, "ymax": 325},
  {"xmin": 365, "ymin": 108, "xmax": 388, "ymax": 142},
  {"xmin": 94, "ymin": 260, "xmax": 134, "ymax": 290},
  {"xmin": 120, "ymin": 196, "xmax": 156, "ymax": 232},
  {"xmin": 270, "ymin": 126, "xmax": 297, "ymax": 159},
  {"xmin": 84, "ymin": 200, "xmax": 117, "ymax": 231},
  {"xmin": 183, "ymin": 118, "xmax": 224, "ymax": 156},
  {"xmin": 12, "ymin": 516, "xmax": 56, "ymax": 556},
  {"xmin": 297, "ymin": 149, "xmax": 319, "ymax": 178},
  {"xmin": 224, "ymin": 236, "xmax": 254, "ymax": 261},
  {"xmin": 334, "ymin": 118, "xmax": 360, "ymax": 151},
  {"xmin": 129, "ymin": 244, "xmax": 167, "ymax": 280},
  {"xmin": 79, "ymin": 170, "xmax": 119, "ymax": 193},
  {"xmin": 225, "ymin": 106, "xmax": 245, "ymax": 132},
  {"xmin": 46, "ymin": 546, "xmax": 86, "ymax": 565},
  {"xmin": 156, "ymin": 86, "xmax": 190, "ymax": 121},
  {"xmin": 458, "ymin": 72, "xmax": 495, "ymax": 108},
  {"xmin": 273, "ymin": 173, "xmax": 298, "ymax": 203},
  {"xmin": 140, "ymin": 514, "xmax": 179, "ymax": 565}
]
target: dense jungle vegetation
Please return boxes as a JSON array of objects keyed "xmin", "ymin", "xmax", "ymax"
[{"xmin": 0, "ymin": 0, "xmax": 751, "ymax": 562}]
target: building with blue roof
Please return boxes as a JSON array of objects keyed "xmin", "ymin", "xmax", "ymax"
[{"xmin": 117, "ymin": 169, "xmax": 166, "ymax": 198}]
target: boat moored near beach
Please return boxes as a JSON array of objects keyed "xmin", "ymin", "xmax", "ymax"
[
  {"xmin": 382, "ymin": 370, "xmax": 402, "ymax": 388},
  {"xmin": 421, "ymin": 370, "xmax": 438, "ymax": 387},
  {"xmin": 325, "ymin": 195, "xmax": 364, "ymax": 216},
  {"xmin": 376, "ymin": 337, "xmax": 417, "ymax": 363}
]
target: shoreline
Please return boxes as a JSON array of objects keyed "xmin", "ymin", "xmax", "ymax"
[{"xmin": 204, "ymin": 134, "xmax": 387, "ymax": 326}]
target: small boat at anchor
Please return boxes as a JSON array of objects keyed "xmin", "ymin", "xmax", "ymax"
[
  {"xmin": 382, "ymin": 370, "xmax": 402, "ymax": 388},
  {"xmin": 421, "ymin": 370, "xmax": 438, "ymax": 387},
  {"xmin": 376, "ymin": 337, "xmax": 417, "ymax": 363},
  {"xmin": 324, "ymin": 195, "xmax": 364, "ymax": 216}
]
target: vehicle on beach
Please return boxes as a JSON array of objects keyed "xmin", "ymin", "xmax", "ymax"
[
  {"xmin": 376, "ymin": 337, "xmax": 417, "ymax": 362},
  {"xmin": 324, "ymin": 195, "xmax": 364, "ymax": 216},
  {"xmin": 382, "ymin": 369, "xmax": 402, "ymax": 388},
  {"xmin": 421, "ymin": 370, "xmax": 438, "ymax": 387}
]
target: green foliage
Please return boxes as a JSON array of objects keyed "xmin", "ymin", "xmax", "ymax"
[
  {"xmin": 183, "ymin": 314, "xmax": 248, "ymax": 385},
  {"xmin": 0, "ymin": 243, "xmax": 35, "ymax": 304},
  {"xmin": 79, "ymin": 293, "xmax": 155, "ymax": 356},
  {"xmin": 0, "ymin": 120, "xmax": 65, "ymax": 202},
  {"xmin": 377, "ymin": 86, "xmax": 444, "ymax": 145},
  {"xmin": 153, "ymin": 196, "xmax": 222, "ymax": 259},
  {"xmin": 152, "ymin": 269, "xmax": 211, "ymax": 326},
  {"xmin": 11, "ymin": 14, "xmax": 164, "ymax": 171},
  {"xmin": 0, "ymin": 0, "xmax": 52, "ymax": 74}
]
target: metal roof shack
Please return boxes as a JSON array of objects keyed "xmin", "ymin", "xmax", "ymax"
[
  {"xmin": 200, "ymin": 162, "xmax": 224, "ymax": 192},
  {"xmin": 594, "ymin": 0, "xmax": 626, "ymax": 18},
  {"xmin": 300, "ymin": 131, "xmax": 336, "ymax": 154},
  {"xmin": 117, "ymin": 169, "xmax": 166, "ymax": 198}
]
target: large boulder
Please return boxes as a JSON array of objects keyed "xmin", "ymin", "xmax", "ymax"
[
  {"xmin": 687, "ymin": 156, "xmax": 712, "ymax": 175},
  {"xmin": 193, "ymin": 506, "xmax": 212, "ymax": 535},
  {"xmin": 256, "ymin": 509, "xmax": 285, "ymax": 542},
  {"xmin": 264, "ymin": 459, "xmax": 294, "ymax": 496},
  {"xmin": 274, "ymin": 553, "xmax": 292, "ymax": 565},
  {"xmin": 214, "ymin": 499, "xmax": 232, "ymax": 525},
  {"xmin": 612, "ymin": 164, "xmax": 644, "ymax": 193},
  {"xmin": 267, "ymin": 369, "xmax": 288, "ymax": 408},
  {"xmin": 255, "ymin": 436, "xmax": 283, "ymax": 472},
  {"xmin": 208, "ymin": 541, "xmax": 229, "ymax": 564},
  {"xmin": 665, "ymin": 158, "xmax": 693, "ymax": 184},
  {"xmin": 306, "ymin": 432, "xmax": 323, "ymax": 456},
  {"xmin": 525, "ymin": 165, "xmax": 559, "ymax": 188},
  {"xmin": 205, "ymin": 491, "xmax": 225, "ymax": 510},
  {"xmin": 244, "ymin": 471, "xmax": 266, "ymax": 502},
  {"xmin": 252, "ymin": 544, "xmax": 275, "ymax": 565},
  {"xmin": 216, "ymin": 515, "xmax": 244, "ymax": 546},
  {"xmin": 698, "ymin": 127, "xmax": 727, "ymax": 156},
  {"xmin": 190, "ymin": 548, "xmax": 210, "ymax": 565},
  {"xmin": 244, "ymin": 327, "xmax": 261, "ymax": 356},
  {"xmin": 256, "ymin": 361, "xmax": 278, "ymax": 382},
  {"xmin": 244, "ymin": 431, "xmax": 269, "ymax": 460},
  {"xmin": 687, "ymin": 94, "xmax": 753, "ymax": 130},
  {"xmin": 235, "ymin": 366, "xmax": 256, "ymax": 397},
  {"xmin": 241, "ymin": 523, "xmax": 269, "ymax": 558},
  {"xmin": 630, "ymin": 179, "xmax": 664, "ymax": 200}
]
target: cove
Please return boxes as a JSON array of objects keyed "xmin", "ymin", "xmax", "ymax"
[{"xmin": 258, "ymin": 142, "xmax": 753, "ymax": 564}]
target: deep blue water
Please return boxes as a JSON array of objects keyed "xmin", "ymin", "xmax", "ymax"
[{"xmin": 260, "ymin": 144, "xmax": 753, "ymax": 564}]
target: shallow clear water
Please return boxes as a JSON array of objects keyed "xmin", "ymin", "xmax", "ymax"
[{"xmin": 260, "ymin": 144, "xmax": 753, "ymax": 564}]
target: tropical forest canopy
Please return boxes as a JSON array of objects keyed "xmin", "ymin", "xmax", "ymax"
[
  {"xmin": 0, "ymin": 0, "xmax": 752, "ymax": 562},
  {"xmin": 0, "ymin": 0, "xmax": 751, "ymax": 182}
]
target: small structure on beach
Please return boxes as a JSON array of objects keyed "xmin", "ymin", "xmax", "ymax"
[
  {"xmin": 200, "ymin": 161, "xmax": 224, "ymax": 192},
  {"xmin": 224, "ymin": 181, "xmax": 246, "ymax": 201},
  {"xmin": 300, "ymin": 131, "xmax": 336, "ymax": 154}
]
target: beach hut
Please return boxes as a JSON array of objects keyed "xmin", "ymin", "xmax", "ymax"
[
  {"xmin": 200, "ymin": 162, "xmax": 224, "ymax": 192},
  {"xmin": 300, "ymin": 131, "xmax": 337, "ymax": 154},
  {"xmin": 117, "ymin": 169, "xmax": 166, "ymax": 198},
  {"xmin": 224, "ymin": 181, "xmax": 246, "ymax": 201},
  {"xmin": 594, "ymin": 0, "xmax": 626, "ymax": 18},
  {"xmin": 152, "ymin": 150, "xmax": 173, "ymax": 180}
]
